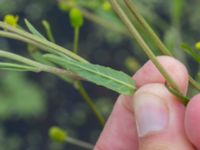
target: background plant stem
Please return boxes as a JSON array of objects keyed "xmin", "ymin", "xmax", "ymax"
[
  {"xmin": 74, "ymin": 82, "xmax": 105, "ymax": 126},
  {"xmin": 81, "ymin": 8, "xmax": 129, "ymax": 36},
  {"xmin": 124, "ymin": 0, "xmax": 171, "ymax": 55},
  {"xmin": 72, "ymin": 25, "xmax": 105, "ymax": 126},
  {"xmin": 66, "ymin": 137, "xmax": 94, "ymax": 150},
  {"xmin": 73, "ymin": 27, "xmax": 80, "ymax": 53}
]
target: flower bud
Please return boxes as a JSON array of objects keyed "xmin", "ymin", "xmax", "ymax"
[
  {"xmin": 69, "ymin": 8, "xmax": 84, "ymax": 28},
  {"xmin": 4, "ymin": 14, "xmax": 19, "ymax": 27},
  {"xmin": 49, "ymin": 126, "xmax": 68, "ymax": 143},
  {"xmin": 195, "ymin": 42, "xmax": 200, "ymax": 51}
]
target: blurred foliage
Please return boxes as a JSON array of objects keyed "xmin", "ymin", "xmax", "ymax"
[
  {"xmin": 0, "ymin": 0, "xmax": 200, "ymax": 149},
  {"xmin": 0, "ymin": 126, "xmax": 22, "ymax": 150},
  {"xmin": 187, "ymin": 1, "xmax": 200, "ymax": 35},
  {"xmin": 0, "ymin": 72, "xmax": 46, "ymax": 119},
  {"xmin": 0, "ymin": 0, "xmax": 54, "ymax": 20}
]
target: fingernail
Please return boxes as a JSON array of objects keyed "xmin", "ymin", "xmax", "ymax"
[{"xmin": 133, "ymin": 92, "xmax": 169, "ymax": 137}]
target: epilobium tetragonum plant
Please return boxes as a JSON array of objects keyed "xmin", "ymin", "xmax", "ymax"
[{"xmin": 0, "ymin": 0, "xmax": 200, "ymax": 149}]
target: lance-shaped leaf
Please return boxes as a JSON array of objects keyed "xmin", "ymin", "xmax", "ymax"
[
  {"xmin": 44, "ymin": 54, "xmax": 136, "ymax": 95},
  {"xmin": 0, "ymin": 50, "xmax": 80, "ymax": 81},
  {"xmin": 24, "ymin": 21, "xmax": 74, "ymax": 83},
  {"xmin": 24, "ymin": 19, "xmax": 46, "ymax": 39}
]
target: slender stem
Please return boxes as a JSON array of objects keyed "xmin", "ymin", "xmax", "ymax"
[
  {"xmin": 124, "ymin": 0, "xmax": 171, "ymax": 55},
  {"xmin": 165, "ymin": 82, "xmax": 189, "ymax": 105},
  {"xmin": 0, "ymin": 22, "xmax": 88, "ymax": 63},
  {"xmin": 67, "ymin": 137, "xmax": 94, "ymax": 150},
  {"xmin": 81, "ymin": 8, "xmax": 129, "ymax": 36},
  {"xmin": 109, "ymin": 0, "xmax": 182, "ymax": 94},
  {"xmin": 0, "ymin": 50, "xmax": 82, "ymax": 80},
  {"xmin": 75, "ymin": 82, "xmax": 105, "ymax": 126},
  {"xmin": 0, "ymin": 31, "xmax": 45, "ymax": 48},
  {"xmin": 73, "ymin": 27, "xmax": 80, "ymax": 53},
  {"xmin": 42, "ymin": 20, "xmax": 56, "ymax": 43},
  {"xmin": 0, "ymin": 50, "xmax": 45, "ymax": 69},
  {"xmin": 0, "ymin": 31, "xmax": 63, "ymax": 57},
  {"xmin": 0, "ymin": 62, "xmax": 39, "ymax": 72},
  {"xmin": 124, "ymin": 0, "xmax": 200, "ymax": 91},
  {"xmin": 189, "ymin": 76, "xmax": 200, "ymax": 91},
  {"xmin": 71, "ymin": 26, "xmax": 105, "ymax": 126}
]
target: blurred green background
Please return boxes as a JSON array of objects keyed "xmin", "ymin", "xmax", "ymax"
[{"xmin": 0, "ymin": 0, "xmax": 200, "ymax": 149}]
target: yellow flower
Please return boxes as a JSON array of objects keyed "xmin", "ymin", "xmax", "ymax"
[
  {"xmin": 3, "ymin": 14, "xmax": 19, "ymax": 27},
  {"xmin": 195, "ymin": 42, "xmax": 200, "ymax": 50}
]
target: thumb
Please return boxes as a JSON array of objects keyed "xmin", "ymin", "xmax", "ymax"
[{"xmin": 133, "ymin": 83, "xmax": 194, "ymax": 150}]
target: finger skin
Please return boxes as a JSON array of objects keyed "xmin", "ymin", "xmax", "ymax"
[
  {"xmin": 95, "ymin": 56, "xmax": 189, "ymax": 150},
  {"xmin": 185, "ymin": 94, "xmax": 200, "ymax": 149},
  {"xmin": 94, "ymin": 95, "xmax": 139, "ymax": 150},
  {"xmin": 134, "ymin": 56, "xmax": 188, "ymax": 94},
  {"xmin": 133, "ymin": 84, "xmax": 193, "ymax": 150}
]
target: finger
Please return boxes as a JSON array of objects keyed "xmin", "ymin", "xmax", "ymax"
[
  {"xmin": 124, "ymin": 56, "xmax": 188, "ymax": 113},
  {"xmin": 133, "ymin": 83, "xmax": 194, "ymax": 150},
  {"xmin": 185, "ymin": 94, "xmax": 200, "ymax": 149},
  {"xmin": 94, "ymin": 56, "xmax": 188, "ymax": 150},
  {"xmin": 94, "ymin": 95, "xmax": 139, "ymax": 150},
  {"xmin": 134, "ymin": 56, "xmax": 188, "ymax": 94}
]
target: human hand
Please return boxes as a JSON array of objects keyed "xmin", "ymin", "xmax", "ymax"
[{"xmin": 94, "ymin": 56, "xmax": 200, "ymax": 150}]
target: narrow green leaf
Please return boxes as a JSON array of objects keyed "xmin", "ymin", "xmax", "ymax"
[
  {"xmin": 24, "ymin": 19, "xmax": 46, "ymax": 39},
  {"xmin": 0, "ymin": 62, "xmax": 39, "ymax": 72},
  {"xmin": 181, "ymin": 43, "xmax": 200, "ymax": 63},
  {"xmin": 42, "ymin": 20, "xmax": 55, "ymax": 43},
  {"xmin": 24, "ymin": 22, "xmax": 72, "ymax": 82},
  {"xmin": 44, "ymin": 54, "xmax": 136, "ymax": 95}
]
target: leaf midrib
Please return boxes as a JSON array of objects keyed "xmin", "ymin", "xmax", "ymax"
[{"xmin": 65, "ymin": 58, "xmax": 135, "ymax": 91}]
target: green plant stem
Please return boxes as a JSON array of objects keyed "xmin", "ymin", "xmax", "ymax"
[
  {"xmin": 0, "ymin": 22, "xmax": 88, "ymax": 63},
  {"xmin": 0, "ymin": 62, "xmax": 39, "ymax": 72},
  {"xmin": 42, "ymin": 20, "xmax": 56, "ymax": 43},
  {"xmin": 74, "ymin": 82, "xmax": 105, "ymax": 126},
  {"xmin": 0, "ymin": 31, "xmax": 57, "ymax": 54},
  {"xmin": 81, "ymin": 8, "xmax": 129, "ymax": 36},
  {"xmin": 73, "ymin": 27, "xmax": 80, "ymax": 53},
  {"xmin": 72, "ymin": 26, "xmax": 105, "ymax": 126},
  {"xmin": 124, "ymin": 0, "xmax": 200, "ymax": 92},
  {"xmin": 109, "ymin": 0, "xmax": 183, "ymax": 95},
  {"xmin": 165, "ymin": 82, "xmax": 189, "ymax": 105},
  {"xmin": 0, "ymin": 50, "xmax": 82, "ymax": 80},
  {"xmin": 66, "ymin": 137, "xmax": 94, "ymax": 150},
  {"xmin": 124, "ymin": 0, "xmax": 171, "ymax": 55},
  {"xmin": 189, "ymin": 76, "xmax": 200, "ymax": 91},
  {"xmin": 0, "ymin": 50, "xmax": 45, "ymax": 70}
]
